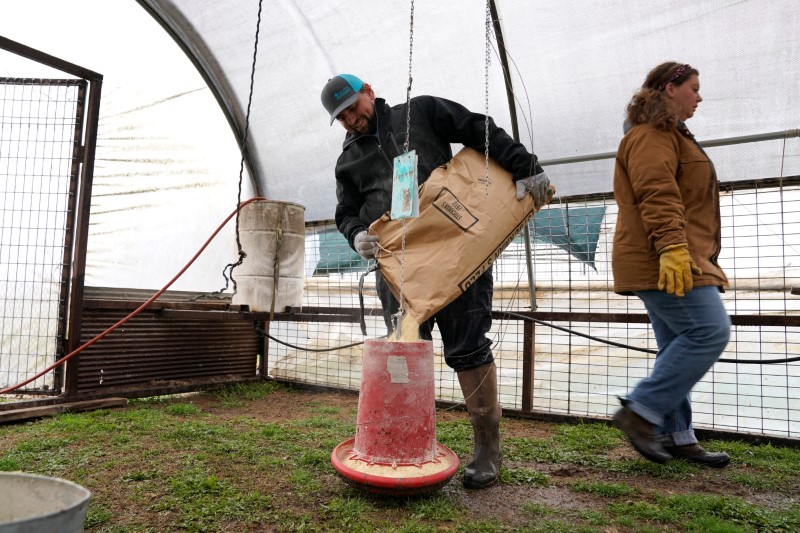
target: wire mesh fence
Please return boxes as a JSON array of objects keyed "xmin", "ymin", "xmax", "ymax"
[
  {"xmin": 1, "ymin": 77, "xmax": 797, "ymax": 442},
  {"xmin": 0, "ymin": 78, "xmax": 84, "ymax": 394},
  {"xmin": 269, "ymin": 169, "xmax": 800, "ymax": 440}
]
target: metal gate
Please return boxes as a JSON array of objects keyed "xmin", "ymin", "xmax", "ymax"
[{"xmin": 0, "ymin": 36, "xmax": 102, "ymax": 395}]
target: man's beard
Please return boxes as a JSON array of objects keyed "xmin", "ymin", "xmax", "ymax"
[{"xmin": 366, "ymin": 112, "xmax": 377, "ymax": 134}]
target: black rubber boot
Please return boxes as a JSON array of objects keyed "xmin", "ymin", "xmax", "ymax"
[
  {"xmin": 613, "ymin": 406, "xmax": 671, "ymax": 464},
  {"xmin": 457, "ymin": 362, "xmax": 502, "ymax": 489}
]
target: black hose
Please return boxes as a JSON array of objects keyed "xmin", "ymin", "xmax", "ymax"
[
  {"xmin": 255, "ymin": 308, "xmax": 800, "ymax": 365},
  {"xmin": 499, "ymin": 310, "xmax": 800, "ymax": 365}
]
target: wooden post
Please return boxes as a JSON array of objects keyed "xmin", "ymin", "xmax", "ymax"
[
  {"xmin": 521, "ymin": 320, "xmax": 536, "ymax": 412},
  {"xmin": 258, "ymin": 320, "xmax": 270, "ymax": 378}
]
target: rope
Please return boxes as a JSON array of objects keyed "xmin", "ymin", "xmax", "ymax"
[{"xmin": 269, "ymin": 203, "xmax": 286, "ymax": 322}]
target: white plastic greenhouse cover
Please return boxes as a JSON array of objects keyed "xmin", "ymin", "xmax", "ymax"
[
  {"xmin": 138, "ymin": 0, "xmax": 800, "ymax": 217},
  {"xmin": 2, "ymin": 0, "xmax": 799, "ymax": 291}
]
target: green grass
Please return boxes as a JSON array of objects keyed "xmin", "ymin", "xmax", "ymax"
[
  {"xmin": 570, "ymin": 480, "xmax": 637, "ymax": 498},
  {"xmin": 500, "ymin": 465, "xmax": 550, "ymax": 486},
  {"xmin": 213, "ymin": 380, "xmax": 280, "ymax": 407},
  {"xmin": 407, "ymin": 493, "xmax": 462, "ymax": 521},
  {"xmin": 520, "ymin": 501, "xmax": 554, "ymax": 518},
  {"xmin": 608, "ymin": 493, "xmax": 800, "ymax": 532},
  {"xmin": 1, "ymin": 381, "xmax": 798, "ymax": 532},
  {"xmin": 165, "ymin": 402, "xmax": 203, "ymax": 416}
]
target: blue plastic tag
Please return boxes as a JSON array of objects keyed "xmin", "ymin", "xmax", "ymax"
[{"xmin": 390, "ymin": 150, "xmax": 419, "ymax": 220}]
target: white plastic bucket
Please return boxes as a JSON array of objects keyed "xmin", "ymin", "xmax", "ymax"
[
  {"xmin": 231, "ymin": 200, "xmax": 305, "ymax": 313},
  {"xmin": 0, "ymin": 472, "xmax": 91, "ymax": 532}
]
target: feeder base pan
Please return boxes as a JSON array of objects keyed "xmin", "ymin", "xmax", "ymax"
[{"xmin": 331, "ymin": 438, "xmax": 459, "ymax": 496}]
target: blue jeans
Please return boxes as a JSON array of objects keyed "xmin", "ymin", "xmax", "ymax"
[{"xmin": 623, "ymin": 286, "xmax": 730, "ymax": 446}]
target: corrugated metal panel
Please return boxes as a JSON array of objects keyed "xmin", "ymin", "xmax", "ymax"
[{"xmin": 73, "ymin": 288, "xmax": 260, "ymax": 396}]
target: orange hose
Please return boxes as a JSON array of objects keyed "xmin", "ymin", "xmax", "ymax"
[{"xmin": 0, "ymin": 197, "xmax": 267, "ymax": 395}]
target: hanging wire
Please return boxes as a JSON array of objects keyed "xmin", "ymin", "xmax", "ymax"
[
  {"xmin": 481, "ymin": 3, "xmax": 511, "ymax": 356},
  {"xmin": 211, "ymin": 0, "xmax": 264, "ymax": 297},
  {"xmin": 393, "ymin": 219, "xmax": 408, "ymax": 331},
  {"xmin": 482, "ymin": 0, "xmax": 492, "ymax": 198},
  {"xmin": 487, "ymin": 36, "xmax": 537, "ymax": 167},
  {"xmin": 477, "ymin": 2, "xmax": 520, "ymax": 358}
]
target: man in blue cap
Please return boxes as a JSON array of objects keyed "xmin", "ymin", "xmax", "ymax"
[{"xmin": 322, "ymin": 74, "xmax": 551, "ymax": 489}]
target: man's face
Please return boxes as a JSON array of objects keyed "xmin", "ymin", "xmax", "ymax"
[{"xmin": 336, "ymin": 85, "xmax": 375, "ymax": 135}]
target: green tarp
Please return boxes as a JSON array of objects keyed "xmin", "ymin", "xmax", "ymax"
[
  {"xmin": 313, "ymin": 230, "xmax": 370, "ymax": 275},
  {"xmin": 524, "ymin": 205, "xmax": 606, "ymax": 270},
  {"xmin": 313, "ymin": 205, "xmax": 606, "ymax": 275}
]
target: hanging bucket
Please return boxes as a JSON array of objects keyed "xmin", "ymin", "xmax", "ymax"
[
  {"xmin": 331, "ymin": 339, "xmax": 459, "ymax": 495},
  {"xmin": 0, "ymin": 472, "xmax": 90, "ymax": 533},
  {"xmin": 231, "ymin": 200, "xmax": 305, "ymax": 313}
]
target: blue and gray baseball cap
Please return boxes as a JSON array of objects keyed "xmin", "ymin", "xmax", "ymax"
[{"xmin": 321, "ymin": 74, "xmax": 364, "ymax": 125}]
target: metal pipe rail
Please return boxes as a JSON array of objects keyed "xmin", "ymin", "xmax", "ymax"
[{"xmin": 540, "ymin": 129, "xmax": 800, "ymax": 167}]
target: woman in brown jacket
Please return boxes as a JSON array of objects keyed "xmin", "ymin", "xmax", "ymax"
[{"xmin": 611, "ymin": 62, "xmax": 731, "ymax": 467}]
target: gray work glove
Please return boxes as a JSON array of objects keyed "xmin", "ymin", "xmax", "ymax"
[
  {"xmin": 354, "ymin": 230, "xmax": 380, "ymax": 260},
  {"xmin": 515, "ymin": 171, "xmax": 552, "ymax": 209}
]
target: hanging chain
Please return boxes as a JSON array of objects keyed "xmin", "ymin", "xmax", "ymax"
[
  {"xmin": 395, "ymin": 218, "xmax": 408, "ymax": 327},
  {"xmin": 483, "ymin": 0, "xmax": 492, "ymax": 198},
  {"xmin": 404, "ymin": 0, "xmax": 415, "ymax": 154},
  {"xmin": 393, "ymin": 0, "xmax": 416, "ymax": 331}
]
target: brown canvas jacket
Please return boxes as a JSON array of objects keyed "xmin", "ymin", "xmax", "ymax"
[{"xmin": 612, "ymin": 124, "xmax": 728, "ymax": 294}]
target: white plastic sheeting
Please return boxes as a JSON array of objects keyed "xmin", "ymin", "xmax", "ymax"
[
  {"xmin": 1, "ymin": 1, "xmax": 253, "ymax": 291},
  {"xmin": 139, "ymin": 0, "xmax": 800, "ymax": 221},
  {"xmin": 2, "ymin": 0, "xmax": 799, "ymax": 288}
]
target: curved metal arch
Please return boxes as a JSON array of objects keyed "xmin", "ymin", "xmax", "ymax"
[{"xmin": 135, "ymin": 0, "xmax": 261, "ymax": 196}]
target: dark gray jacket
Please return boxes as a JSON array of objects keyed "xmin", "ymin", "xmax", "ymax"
[{"xmin": 334, "ymin": 96, "xmax": 542, "ymax": 249}]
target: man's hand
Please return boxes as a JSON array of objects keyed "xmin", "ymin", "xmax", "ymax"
[
  {"xmin": 515, "ymin": 172, "xmax": 553, "ymax": 209},
  {"xmin": 658, "ymin": 243, "xmax": 703, "ymax": 297},
  {"xmin": 354, "ymin": 230, "xmax": 380, "ymax": 260}
]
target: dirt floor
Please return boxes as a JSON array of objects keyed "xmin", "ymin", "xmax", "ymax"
[
  {"xmin": 157, "ymin": 386, "xmax": 795, "ymax": 529},
  {"xmin": 4, "ymin": 385, "xmax": 797, "ymax": 531}
]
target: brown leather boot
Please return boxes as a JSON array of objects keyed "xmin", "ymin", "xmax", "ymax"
[
  {"xmin": 457, "ymin": 362, "xmax": 502, "ymax": 489},
  {"xmin": 613, "ymin": 406, "xmax": 671, "ymax": 464},
  {"xmin": 664, "ymin": 443, "xmax": 730, "ymax": 468}
]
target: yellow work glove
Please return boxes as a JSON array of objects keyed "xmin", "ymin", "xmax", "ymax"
[{"xmin": 657, "ymin": 243, "xmax": 703, "ymax": 297}]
